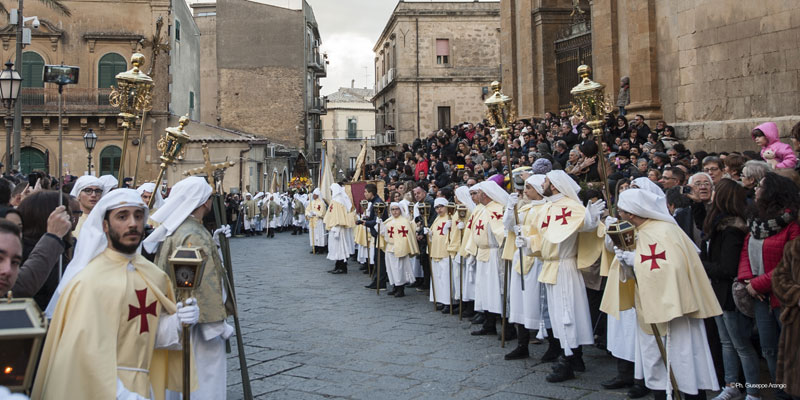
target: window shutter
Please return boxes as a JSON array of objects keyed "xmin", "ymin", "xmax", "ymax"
[{"xmin": 436, "ymin": 39, "xmax": 449, "ymax": 56}]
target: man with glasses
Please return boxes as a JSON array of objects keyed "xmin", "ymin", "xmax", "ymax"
[
  {"xmin": 68, "ymin": 175, "xmax": 104, "ymax": 238},
  {"xmin": 659, "ymin": 167, "xmax": 685, "ymax": 190},
  {"xmin": 701, "ymin": 156, "xmax": 724, "ymax": 185}
]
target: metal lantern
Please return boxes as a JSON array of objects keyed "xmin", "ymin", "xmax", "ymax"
[
  {"xmin": 108, "ymin": 53, "xmax": 154, "ymax": 185},
  {"xmin": 159, "ymin": 116, "xmax": 191, "ymax": 164},
  {"xmin": 570, "ymin": 65, "xmax": 614, "ymax": 207},
  {"xmin": 0, "ymin": 298, "xmax": 47, "ymax": 394},
  {"xmin": 0, "ymin": 61, "xmax": 22, "ymax": 107},
  {"xmin": 484, "ymin": 81, "xmax": 514, "ymax": 133},
  {"xmin": 607, "ymin": 220, "xmax": 636, "ymax": 251},
  {"xmin": 359, "ymin": 200, "xmax": 368, "ymax": 215},
  {"xmin": 148, "ymin": 116, "xmax": 190, "ymax": 208},
  {"xmin": 456, "ymin": 204, "xmax": 468, "ymax": 220}
]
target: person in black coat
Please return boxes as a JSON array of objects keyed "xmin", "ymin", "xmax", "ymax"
[
  {"xmin": 699, "ymin": 178, "xmax": 762, "ymax": 398},
  {"xmin": 361, "ymin": 183, "xmax": 389, "ymax": 289}
]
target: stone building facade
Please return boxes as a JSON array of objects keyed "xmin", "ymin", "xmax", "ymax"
[
  {"xmin": 200, "ymin": 0, "xmax": 327, "ymax": 173},
  {"xmin": 501, "ymin": 0, "xmax": 800, "ymax": 152},
  {"xmin": 0, "ymin": 0, "xmax": 173, "ymax": 179},
  {"xmin": 372, "ymin": 1, "xmax": 501, "ymax": 157},
  {"xmin": 320, "ymin": 85, "xmax": 376, "ymax": 179}
]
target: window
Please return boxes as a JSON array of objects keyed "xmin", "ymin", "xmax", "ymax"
[
  {"xmin": 437, "ymin": 106, "xmax": 451, "ymax": 130},
  {"xmin": 99, "ymin": 145, "xmax": 122, "ymax": 178},
  {"xmin": 21, "ymin": 52, "xmax": 45, "ymax": 88},
  {"xmin": 189, "ymin": 91, "xmax": 195, "ymax": 109},
  {"xmin": 436, "ymin": 39, "xmax": 449, "ymax": 65},
  {"xmin": 347, "ymin": 117, "xmax": 357, "ymax": 139},
  {"xmin": 349, "ymin": 157, "xmax": 357, "ymax": 170},
  {"xmin": 175, "ymin": 20, "xmax": 181, "ymax": 41},
  {"xmin": 98, "ymin": 53, "xmax": 127, "ymax": 88},
  {"xmin": 20, "ymin": 147, "xmax": 45, "ymax": 174}
]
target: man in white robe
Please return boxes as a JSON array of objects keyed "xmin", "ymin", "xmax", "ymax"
[{"xmin": 144, "ymin": 177, "xmax": 235, "ymax": 400}]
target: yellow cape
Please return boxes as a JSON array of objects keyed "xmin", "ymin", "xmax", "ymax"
[{"xmin": 32, "ymin": 248, "xmax": 189, "ymax": 400}]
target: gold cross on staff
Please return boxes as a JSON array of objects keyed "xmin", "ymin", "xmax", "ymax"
[{"xmin": 184, "ymin": 142, "xmax": 236, "ymax": 194}]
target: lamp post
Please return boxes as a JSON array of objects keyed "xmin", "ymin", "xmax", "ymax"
[
  {"xmin": 0, "ymin": 61, "xmax": 22, "ymax": 172},
  {"xmin": 83, "ymin": 128, "xmax": 97, "ymax": 176}
]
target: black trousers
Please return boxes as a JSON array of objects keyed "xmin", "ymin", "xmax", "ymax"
[{"xmin": 369, "ymin": 248, "xmax": 388, "ymax": 285}]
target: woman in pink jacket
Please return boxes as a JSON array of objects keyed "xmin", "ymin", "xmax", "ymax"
[{"xmin": 752, "ymin": 122, "xmax": 797, "ymax": 169}]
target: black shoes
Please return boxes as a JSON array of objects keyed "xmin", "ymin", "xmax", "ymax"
[
  {"xmin": 471, "ymin": 313, "xmax": 486, "ymax": 325},
  {"xmin": 545, "ymin": 357, "xmax": 575, "ymax": 383},
  {"xmin": 435, "ymin": 304, "xmax": 444, "ymax": 311},
  {"xmin": 627, "ymin": 381, "xmax": 651, "ymax": 399},
  {"xmin": 601, "ymin": 376, "xmax": 633, "ymax": 390},
  {"xmin": 394, "ymin": 285, "xmax": 405, "ymax": 297},
  {"xmin": 499, "ymin": 324, "xmax": 517, "ymax": 341},
  {"xmin": 387, "ymin": 286, "xmax": 398, "ymax": 296},
  {"xmin": 328, "ymin": 261, "xmax": 347, "ymax": 274},
  {"xmin": 504, "ymin": 345, "xmax": 530, "ymax": 360},
  {"xmin": 470, "ymin": 328, "xmax": 497, "ymax": 336},
  {"xmin": 330, "ymin": 269, "xmax": 347, "ymax": 274},
  {"xmin": 442, "ymin": 305, "xmax": 457, "ymax": 314},
  {"xmin": 541, "ymin": 332, "xmax": 561, "ymax": 363}
]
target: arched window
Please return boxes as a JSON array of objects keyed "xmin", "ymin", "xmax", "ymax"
[
  {"xmin": 99, "ymin": 145, "xmax": 121, "ymax": 178},
  {"xmin": 20, "ymin": 147, "xmax": 46, "ymax": 174},
  {"xmin": 21, "ymin": 52, "xmax": 45, "ymax": 88},
  {"xmin": 98, "ymin": 53, "xmax": 127, "ymax": 89}
]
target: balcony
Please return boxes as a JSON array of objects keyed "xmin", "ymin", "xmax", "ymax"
[
  {"xmin": 374, "ymin": 68, "xmax": 396, "ymax": 96},
  {"xmin": 18, "ymin": 88, "xmax": 116, "ymax": 114},
  {"xmin": 309, "ymin": 96, "xmax": 327, "ymax": 114},
  {"xmin": 373, "ymin": 129, "xmax": 396, "ymax": 147},
  {"xmin": 309, "ymin": 51, "xmax": 327, "ymax": 77}
]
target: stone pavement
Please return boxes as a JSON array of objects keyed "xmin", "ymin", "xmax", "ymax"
[{"xmin": 224, "ymin": 232, "xmax": 633, "ymax": 399}]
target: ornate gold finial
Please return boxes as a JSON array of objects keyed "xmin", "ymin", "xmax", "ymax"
[
  {"xmin": 490, "ymin": 81, "xmax": 501, "ymax": 93},
  {"xmin": 577, "ymin": 65, "xmax": 591, "ymax": 79},
  {"xmin": 178, "ymin": 115, "xmax": 190, "ymax": 130},
  {"xmin": 130, "ymin": 53, "xmax": 146, "ymax": 72}
]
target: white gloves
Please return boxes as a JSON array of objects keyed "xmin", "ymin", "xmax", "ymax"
[
  {"xmin": 457, "ymin": 221, "xmax": 465, "ymax": 230},
  {"xmin": 331, "ymin": 227, "xmax": 341, "ymax": 238},
  {"xmin": 212, "ymin": 225, "xmax": 232, "ymax": 247},
  {"xmin": 512, "ymin": 225, "xmax": 522, "ymax": 236},
  {"xmin": 444, "ymin": 220, "xmax": 452, "ymax": 230},
  {"xmin": 423, "ymin": 227, "xmax": 430, "ymax": 235},
  {"xmin": 176, "ymin": 298, "xmax": 200, "ymax": 326},
  {"xmin": 507, "ymin": 192, "xmax": 519, "ymax": 207},
  {"xmin": 514, "ymin": 236, "xmax": 529, "ymax": 249},
  {"xmin": 605, "ymin": 216, "xmax": 618, "ymax": 226},
  {"xmin": 587, "ymin": 199, "xmax": 606, "ymax": 221},
  {"xmin": 614, "ymin": 246, "xmax": 636, "ymax": 283},
  {"xmin": 614, "ymin": 246, "xmax": 636, "ymax": 268}
]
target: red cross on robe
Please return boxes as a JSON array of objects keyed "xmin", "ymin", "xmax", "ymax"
[
  {"xmin": 491, "ymin": 211, "xmax": 503, "ymax": 220},
  {"xmin": 541, "ymin": 215, "xmax": 551, "ymax": 229},
  {"xmin": 555, "ymin": 207, "xmax": 572, "ymax": 225},
  {"xmin": 475, "ymin": 220, "xmax": 485, "ymax": 236},
  {"xmin": 128, "ymin": 288, "xmax": 157, "ymax": 334},
  {"xmin": 467, "ymin": 216, "xmax": 474, "ymax": 230},
  {"xmin": 399, "ymin": 226, "xmax": 409, "ymax": 237},
  {"xmin": 436, "ymin": 222, "xmax": 447, "ymax": 236},
  {"xmin": 316, "ymin": 205, "xmax": 322, "ymax": 211},
  {"xmin": 387, "ymin": 226, "xmax": 395, "ymax": 238},
  {"xmin": 641, "ymin": 243, "xmax": 666, "ymax": 270},
  {"xmin": 329, "ymin": 205, "xmax": 334, "ymax": 212}
]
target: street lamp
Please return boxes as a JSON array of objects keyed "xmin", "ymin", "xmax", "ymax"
[
  {"xmin": 0, "ymin": 61, "xmax": 22, "ymax": 172},
  {"xmin": 83, "ymin": 128, "xmax": 97, "ymax": 175}
]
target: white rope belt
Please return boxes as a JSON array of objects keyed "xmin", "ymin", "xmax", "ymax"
[{"xmin": 117, "ymin": 366, "xmax": 149, "ymax": 374}]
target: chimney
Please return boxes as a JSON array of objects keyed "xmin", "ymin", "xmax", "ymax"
[{"xmin": 351, "ymin": 79, "xmax": 355, "ymax": 88}]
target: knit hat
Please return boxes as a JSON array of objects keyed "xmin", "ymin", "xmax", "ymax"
[{"xmin": 531, "ymin": 158, "xmax": 552, "ymax": 174}]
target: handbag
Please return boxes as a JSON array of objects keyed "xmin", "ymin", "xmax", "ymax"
[{"xmin": 731, "ymin": 281, "xmax": 755, "ymax": 318}]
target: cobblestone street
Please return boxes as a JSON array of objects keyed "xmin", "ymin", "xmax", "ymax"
[{"xmin": 225, "ymin": 232, "xmax": 627, "ymax": 399}]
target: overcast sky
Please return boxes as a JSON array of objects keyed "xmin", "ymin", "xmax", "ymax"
[{"xmin": 307, "ymin": 0, "xmax": 498, "ymax": 96}]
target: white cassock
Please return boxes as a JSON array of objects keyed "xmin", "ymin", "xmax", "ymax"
[
  {"xmin": 327, "ymin": 227, "xmax": 349, "ymax": 261},
  {"xmin": 309, "ymin": 221, "xmax": 326, "ymax": 246},
  {"xmin": 344, "ymin": 227, "xmax": 355, "ymax": 256},
  {"xmin": 634, "ymin": 316, "xmax": 719, "ymax": 395},
  {"xmin": 607, "ymin": 308, "xmax": 638, "ymax": 362},
  {"xmin": 544, "ymin": 232, "xmax": 594, "ymax": 356},
  {"xmin": 461, "ymin": 255, "xmax": 477, "ymax": 301},
  {"xmin": 474, "ymin": 246, "xmax": 503, "ymax": 315},
  {"xmin": 430, "ymin": 256, "xmax": 456, "ymax": 304},
  {"xmin": 386, "ymin": 252, "xmax": 416, "ymax": 286},
  {"xmin": 509, "ymin": 256, "xmax": 551, "ymax": 332},
  {"xmin": 356, "ymin": 241, "xmax": 373, "ymax": 264}
]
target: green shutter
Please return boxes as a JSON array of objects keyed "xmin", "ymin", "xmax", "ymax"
[
  {"xmin": 99, "ymin": 145, "xmax": 122, "ymax": 178},
  {"xmin": 21, "ymin": 52, "xmax": 45, "ymax": 88},
  {"xmin": 98, "ymin": 53, "xmax": 127, "ymax": 89},
  {"xmin": 20, "ymin": 147, "xmax": 46, "ymax": 174},
  {"xmin": 176, "ymin": 20, "xmax": 181, "ymax": 41},
  {"xmin": 189, "ymin": 91, "xmax": 195, "ymax": 109}
]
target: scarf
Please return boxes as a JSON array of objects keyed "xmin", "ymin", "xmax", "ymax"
[{"xmin": 748, "ymin": 209, "xmax": 794, "ymax": 240}]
